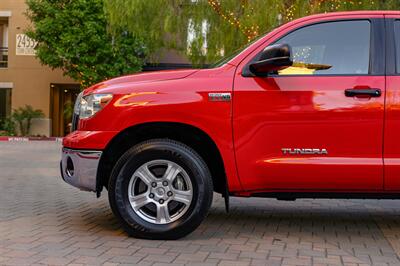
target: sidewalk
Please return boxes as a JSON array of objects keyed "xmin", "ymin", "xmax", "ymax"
[{"xmin": 1, "ymin": 142, "xmax": 400, "ymax": 266}]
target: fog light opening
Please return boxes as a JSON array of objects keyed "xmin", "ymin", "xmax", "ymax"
[{"xmin": 66, "ymin": 156, "xmax": 74, "ymax": 177}]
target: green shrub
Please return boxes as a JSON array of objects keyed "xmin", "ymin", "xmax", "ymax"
[
  {"xmin": 0, "ymin": 117, "xmax": 16, "ymax": 136},
  {"xmin": 12, "ymin": 105, "xmax": 44, "ymax": 136}
]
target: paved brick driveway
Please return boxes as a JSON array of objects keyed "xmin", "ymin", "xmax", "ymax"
[{"xmin": 1, "ymin": 142, "xmax": 400, "ymax": 265}]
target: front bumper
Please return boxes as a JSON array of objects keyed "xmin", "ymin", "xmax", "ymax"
[{"xmin": 60, "ymin": 148, "xmax": 102, "ymax": 192}]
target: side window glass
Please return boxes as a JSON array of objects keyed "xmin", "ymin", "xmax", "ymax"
[
  {"xmin": 394, "ymin": 20, "xmax": 400, "ymax": 73},
  {"xmin": 274, "ymin": 20, "xmax": 371, "ymax": 76}
]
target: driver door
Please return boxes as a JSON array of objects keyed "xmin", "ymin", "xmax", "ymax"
[{"xmin": 233, "ymin": 17, "xmax": 385, "ymax": 192}]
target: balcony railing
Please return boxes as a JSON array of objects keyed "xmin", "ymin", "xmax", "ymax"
[{"xmin": 0, "ymin": 47, "xmax": 8, "ymax": 68}]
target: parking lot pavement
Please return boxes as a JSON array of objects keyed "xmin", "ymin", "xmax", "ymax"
[{"xmin": 1, "ymin": 142, "xmax": 400, "ymax": 266}]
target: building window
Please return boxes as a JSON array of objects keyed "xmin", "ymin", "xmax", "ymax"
[
  {"xmin": 187, "ymin": 19, "xmax": 208, "ymax": 56},
  {"xmin": 0, "ymin": 18, "xmax": 9, "ymax": 68}
]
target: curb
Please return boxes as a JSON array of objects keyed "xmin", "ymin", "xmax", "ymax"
[{"xmin": 0, "ymin": 137, "xmax": 63, "ymax": 142}]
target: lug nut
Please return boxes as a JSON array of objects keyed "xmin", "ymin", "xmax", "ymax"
[
  {"xmin": 149, "ymin": 193, "xmax": 154, "ymax": 198},
  {"xmin": 151, "ymin": 182, "xmax": 157, "ymax": 188},
  {"xmin": 159, "ymin": 199, "xmax": 164, "ymax": 204},
  {"xmin": 162, "ymin": 181, "xmax": 168, "ymax": 186},
  {"xmin": 167, "ymin": 191, "xmax": 173, "ymax": 197}
]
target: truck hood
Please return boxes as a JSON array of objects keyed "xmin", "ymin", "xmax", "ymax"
[{"xmin": 84, "ymin": 69, "xmax": 199, "ymax": 95}]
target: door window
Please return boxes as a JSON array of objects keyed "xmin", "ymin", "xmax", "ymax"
[
  {"xmin": 394, "ymin": 20, "xmax": 400, "ymax": 73},
  {"xmin": 274, "ymin": 20, "xmax": 371, "ymax": 76}
]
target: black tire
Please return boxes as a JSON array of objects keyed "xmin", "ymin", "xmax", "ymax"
[{"xmin": 108, "ymin": 139, "xmax": 213, "ymax": 240}]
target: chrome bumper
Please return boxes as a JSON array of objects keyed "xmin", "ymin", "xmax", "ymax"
[{"xmin": 60, "ymin": 148, "xmax": 102, "ymax": 192}]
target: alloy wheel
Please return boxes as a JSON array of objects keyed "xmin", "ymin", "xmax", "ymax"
[{"xmin": 128, "ymin": 160, "xmax": 193, "ymax": 224}]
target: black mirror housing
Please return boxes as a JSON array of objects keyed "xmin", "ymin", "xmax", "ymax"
[{"xmin": 249, "ymin": 44, "xmax": 293, "ymax": 76}]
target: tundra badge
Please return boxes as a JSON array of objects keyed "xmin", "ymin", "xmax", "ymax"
[{"xmin": 282, "ymin": 148, "xmax": 328, "ymax": 155}]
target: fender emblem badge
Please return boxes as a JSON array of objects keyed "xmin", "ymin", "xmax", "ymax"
[{"xmin": 208, "ymin": 93, "xmax": 231, "ymax": 102}]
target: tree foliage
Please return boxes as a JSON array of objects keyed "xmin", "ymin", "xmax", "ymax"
[
  {"xmin": 105, "ymin": 0, "xmax": 400, "ymax": 65},
  {"xmin": 26, "ymin": 0, "xmax": 148, "ymax": 87}
]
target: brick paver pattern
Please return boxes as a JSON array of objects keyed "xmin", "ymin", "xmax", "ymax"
[{"xmin": 1, "ymin": 142, "xmax": 400, "ymax": 265}]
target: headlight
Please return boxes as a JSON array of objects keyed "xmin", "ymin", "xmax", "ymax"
[
  {"xmin": 74, "ymin": 92, "xmax": 83, "ymax": 115},
  {"xmin": 76, "ymin": 93, "xmax": 113, "ymax": 119}
]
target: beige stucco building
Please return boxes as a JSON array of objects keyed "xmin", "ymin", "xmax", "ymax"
[
  {"xmin": 0, "ymin": 0, "xmax": 79, "ymax": 136},
  {"xmin": 0, "ymin": 0, "xmax": 190, "ymax": 137}
]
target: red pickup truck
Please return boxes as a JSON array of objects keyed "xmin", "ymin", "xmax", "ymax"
[{"xmin": 61, "ymin": 11, "xmax": 400, "ymax": 239}]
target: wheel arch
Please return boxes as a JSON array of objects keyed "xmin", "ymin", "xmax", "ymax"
[{"xmin": 97, "ymin": 122, "xmax": 228, "ymax": 195}]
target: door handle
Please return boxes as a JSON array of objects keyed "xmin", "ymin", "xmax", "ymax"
[{"xmin": 344, "ymin": 88, "xmax": 381, "ymax": 98}]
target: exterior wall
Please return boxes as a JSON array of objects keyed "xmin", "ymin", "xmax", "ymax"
[
  {"xmin": 0, "ymin": 0, "xmax": 191, "ymax": 136},
  {"xmin": 157, "ymin": 48, "xmax": 190, "ymax": 64},
  {"xmin": 0, "ymin": 0, "xmax": 77, "ymax": 136}
]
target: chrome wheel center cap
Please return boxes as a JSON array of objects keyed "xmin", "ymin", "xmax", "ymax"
[{"xmin": 156, "ymin": 187, "xmax": 165, "ymax": 197}]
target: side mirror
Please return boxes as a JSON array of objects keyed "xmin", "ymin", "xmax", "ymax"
[{"xmin": 249, "ymin": 44, "xmax": 293, "ymax": 76}]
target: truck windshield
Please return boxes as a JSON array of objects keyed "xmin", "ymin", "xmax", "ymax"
[
  {"xmin": 209, "ymin": 47, "xmax": 244, "ymax": 68},
  {"xmin": 208, "ymin": 34, "xmax": 265, "ymax": 68}
]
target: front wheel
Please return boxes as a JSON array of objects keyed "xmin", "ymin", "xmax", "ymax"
[{"xmin": 108, "ymin": 139, "xmax": 213, "ymax": 239}]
